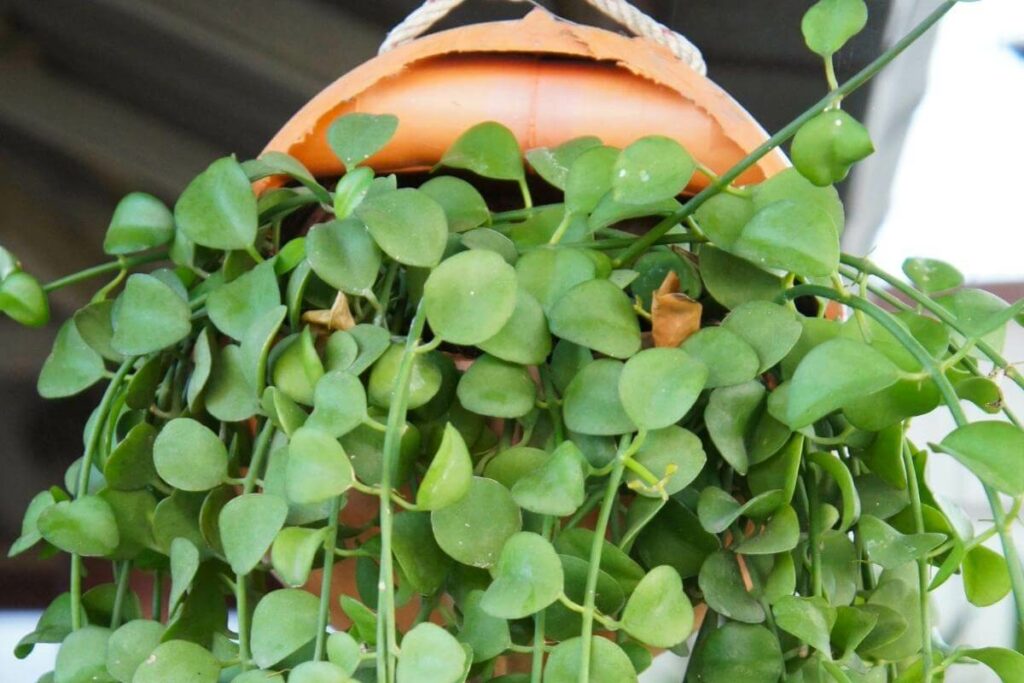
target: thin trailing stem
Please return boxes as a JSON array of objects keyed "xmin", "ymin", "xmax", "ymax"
[
  {"xmin": 314, "ymin": 495, "xmax": 342, "ymax": 661},
  {"xmin": 42, "ymin": 251, "xmax": 168, "ymax": 293},
  {"xmin": 901, "ymin": 437, "xmax": 934, "ymax": 682},
  {"xmin": 376, "ymin": 300, "xmax": 428, "ymax": 683},
  {"xmin": 109, "ymin": 560, "xmax": 131, "ymax": 630},
  {"xmin": 612, "ymin": 0, "xmax": 957, "ymax": 267},
  {"xmin": 531, "ymin": 516, "xmax": 555, "ymax": 683}
]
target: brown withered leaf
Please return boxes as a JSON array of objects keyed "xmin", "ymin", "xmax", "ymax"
[
  {"xmin": 651, "ymin": 271, "xmax": 702, "ymax": 347},
  {"xmin": 302, "ymin": 291, "xmax": 356, "ymax": 331}
]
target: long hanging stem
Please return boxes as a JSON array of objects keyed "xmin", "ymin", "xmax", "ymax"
[
  {"xmin": 377, "ymin": 301, "xmax": 428, "ymax": 683},
  {"xmin": 781, "ymin": 284, "xmax": 1024, "ymax": 624},
  {"xmin": 109, "ymin": 560, "xmax": 132, "ymax": 630},
  {"xmin": 901, "ymin": 437, "xmax": 934, "ymax": 682},
  {"xmin": 531, "ymin": 516, "xmax": 555, "ymax": 683},
  {"xmin": 42, "ymin": 251, "xmax": 168, "ymax": 293},
  {"xmin": 612, "ymin": 0, "xmax": 958, "ymax": 267},
  {"xmin": 314, "ymin": 495, "xmax": 342, "ymax": 661},
  {"xmin": 70, "ymin": 359, "xmax": 133, "ymax": 631}
]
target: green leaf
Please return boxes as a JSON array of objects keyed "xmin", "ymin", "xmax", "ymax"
[
  {"xmin": 306, "ymin": 218, "xmax": 382, "ymax": 295},
  {"xmin": 565, "ymin": 145, "xmax": 618, "ymax": 215},
  {"xmin": 332, "ymin": 166, "xmax": 374, "ymax": 220},
  {"xmin": 37, "ymin": 319, "xmax": 106, "ymax": 398},
  {"xmin": 786, "ymin": 338, "xmax": 901, "ymax": 428},
  {"xmin": 272, "ymin": 328, "xmax": 325, "ymax": 406},
  {"xmin": 133, "ymin": 639, "xmax": 220, "ymax": 682},
  {"xmin": 478, "ymin": 288, "xmax": 552, "ymax": 365},
  {"xmin": 563, "ymin": 359, "xmax": 636, "ymax": 436},
  {"xmin": 0, "ymin": 270, "xmax": 49, "ymax": 327},
  {"xmin": 612, "ymin": 135, "xmax": 695, "ymax": 205},
  {"xmin": 621, "ymin": 565, "xmax": 693, "ymax": 647},
  {"xmin": 8, "ymin": 490, "xmax": 56, "ymax": 557},
  {"xmin": 219, "ymin": 493, "xmax": 287, "ymax": 575},
  {"xmin": 418, "ymin": 423, "xmax": 473, "ymax": 511},
  {"xmin": 103, "ymin": 192, "xmax": 174, "ymax": 255},
  {"xmin": 544, "ymin": 636, "xmax": 636, "ymax": 683},
  {"xmin": 73, "ymin": 300, "xmax": 122, "ymax": 362},
  {"xmin": 731, "ymin": 199, "xmax": 840, "ymax": 277},
  {"xmin": 859, "ymin": 514, "xmax": 945, "ymax": 570},
  {"xmin": 287, "ymin": 661, "xmax": 351, "ymax": 683},
  {"xmin": 548, "ymin": 279, "xmax": 641, "ymax": 359},
  {"xmin": 440, "ymin": 121, "xmax": 524, "ymax": 182},
  {"xmin": 424, "ymin": 249, "xmax": 517, "ymax": 345},
  {"xmin": 456, "ymin": 354, "xmax": 536, "ymax": 419},
  {"xmin": 368, "ymin": 343, "xmax": 441, "ymax": 410},
  {"xmin": 544, "ymin": 555, "xmax": 626, "ymax": 641},
  {"xmin": 207, "ymin": 261, "xmax": 281, "ymax": 340},
  {"xmin": 251, "ymin": 588, "xmax": 321, "ymax": 668},
  {"xmin": 525, "ymin": 136, "xmax": 603, "ymax": 190},
  {"xmin": 935, "ymin": 288, "xmax": 1013, "ymax": 353},
  {"xmin": 961, "ymin": 647, "xmax": 1024, "ymax": 683},
  {"xmin": 206, "ymin": 344, "xmax": 260, "ymax": 422},
  {"xmin": 697, "ymin": 551, "xmax": 764, "ymax": 623},
  {"xmin": 153, "ymin": 418, "xmax": 229, "ymax": 492},
  {"xmin": 326, "ymin": 112, "xmax": 398, "ymax": 168},
  {"xmin": 483, "ymin": 446, "xmax": 550, "ymax": 489},
  {"xmin": 457, "ymin": 590, "xmax": 511, "ymax": 663},
  {"xmin": 689, "ymin": 622, "xmax": 783, "ymax": 683},
  {"xmin": 285, "ymin": 427, "xmax": 354, "ymax": 505},
  {"xmin": 54, "ymin": 625, "xmax": 111, "ymax": 683},
  {"xmin": 802, "ymin": 0, "xmax": 868, "ymax": 57},
  {"xmin": 705, "ymin": 381, "xmax": 766, "ymax": 475},
  {"xmin": 618, "ymin": 347, "xmax": 707, "ymax": 430},
  {"xmin": 306, "ymin": 371, "xmax": 367, "ymax": 437},
  {"xmin": 250, "ymin": 151, "xmax": 331, "ymax": 203},
  {"xmin": 722, "ymin": 301, "xmax": 803, "ymax": 373},
  {"xmin": 625, "ymin": 426, "xmax": 706, "ymax": 498},
  {"xmin": 634, "ymin": 500, "xmax": 718, "ymax": 580},
  {"xmin": 934, "ymin": 421, "xmax": 1024, "ymax": 495},
  {"xmin": 698, "ymin": 245, "xmax": 784, "ymax": 310},
  {"xmin": 480, "ymin": 532, "xmax": 563, "ymax": 618},
  {"xmin": 347, "ymin": 324, "xmax": 392, "ymax": 376},
  {"xmin": 106, "ymin": 619, "xmax": 165, "ymax": 682},
  {"xmin": 111, "ymin": 273, "xmax": 191, "ymax": 355},
  {"xmin": 962, "ymin": 545, "xmax": 1011, "ymax": 607},
  {"xmin": 697, "ymin": 487, "xmax": 786, "ymax": 534},
  {"xmin": 38, "ymin": 495, "xmax": 119, "ymax": 556},
  {"xmin": 431, "ymin": 477, "xmax": 521, "ymax": 567},
  {"xmin": 419, "ymin": 176, "xmax": 490, "ymax": 232},
  {"xmin": 681, "ymin": 327, "xmax": 759, "ymax": 388},
  {"xmin": 555, "ymin": 527, "xmax": 646, "ymax": 593},
  {"xmin": 393, "ymin": 511, "xmax": 453, "ymax": 595},
  {"xmin": 461, "ymin": 227, "xmax": 518, "ymax": 264},
  {"xmin": 693, "ymin": 192, "xmax": 755, "ymax": 249},
  {"xmin": 511, "ymin": 441, "xmax": 586, "ymax": 516},
  {"xmin": 239, "ymin": 305, "xmax": 286, "ymax": 395},
  {"xmin": 168, "ymin": 538, "xmax": 200, "ymax": 612},
  {"xmin": 271, "ymin": 527, "xmax": 326, "ymax": 588},
  {"xmin": 396, "ymin": 622, "xmax": 468, "ymax": 683},
  {"xmin": 356, "ymin": 188, "xmax": 448, "ymax": 267},
  {"xmin": 773, "ymin": 596, "xmax": 836, "ymax": 656},
  {"xmin": 902, "ymin": 257, "xmax": 963, "ymax": 294},
  {"xmin": 791, "ymin": 110, "xmax": 874, "ymax": 186},
  {"xmin": 326, "ymin": 631, "xmax": 361, "ymax": 675},
  {"xmin": 175, "ymin": 156, "xmax": 257, "ymax": 251}
]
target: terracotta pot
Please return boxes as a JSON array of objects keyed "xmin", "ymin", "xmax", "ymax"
[{"xmin": 255, "ymin": 6, "xmax": 789, "ymax": 643}]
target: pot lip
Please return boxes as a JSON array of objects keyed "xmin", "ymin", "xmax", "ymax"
[{"xmin": 260, "ymin": 8, "xmax": 787, "ymax": 180}]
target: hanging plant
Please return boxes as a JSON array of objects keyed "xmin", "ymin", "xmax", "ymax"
[{"xmin": 3, "ymin": 1, "xmax": 1023, "ymax": 682}]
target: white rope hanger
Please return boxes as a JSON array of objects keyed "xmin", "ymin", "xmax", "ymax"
[{"xmin": 378, "ymin": 0, "xmax": 707, "ymax": 75}]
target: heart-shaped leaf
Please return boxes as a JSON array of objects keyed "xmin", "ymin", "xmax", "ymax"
[
  {"xmin": 772, "ymin": 596, "xmax": 836, "ymax": 656},
  {"xmin": 37, "ymin": 319, "xmax": 105, "ymax": 398},
  {"xmin": 306, "ymin": 218, "xmax": 382, "ymax": 295},
  {"xmin": 697, "ymin": 487, "xmax": 786, "ymax": 534},
  {"xmin": 168, "ymin": 538, "xmax": 199, "ymax": 612},
  {"xmin": 271, "ymin": 526, "xmax": 326, "ymax": 588},
  {"xmin": 699, "ymin": 245, "xmax": 784, "ymax": 310},
  {"xmin": 698, "ymin": 550, "xmax": 765, "ymax": 623},
  {"xmin": 456, "ymin": 354, "xmax": 536, "ymax": 418},
  {"xmin": 791, "ymin": 110, "xmax": 874, "ymax": 186},
  {"xmin": 962, "ymin": 545, "xmax": 1012, "ymax": 607},
  {"xmin": 618, "ymin": 347, "xmax": 707, "ymax": 430},
  {"xmin": 902, "ymin": 257, "xmax": 963, "ymax": 294},
  {"xmin": 961, "ymin": 647, "xmax": 1024, "ymax": 683},
  {"xmin": 306, "ymin": 371, "xmax": 367, "ymax": 437},
  {"xmin": 705, "ymin": 381, "xmax": 767, "ymax": 475},
  {"xmin": 440, "ymin": 121, "xmax": 524, "ymax": 182},
  {"xmin": 621, "ymin": 565, "xmax": 693, "ymax": 647},
  {"xmin": 103, "ymin": 192, "xmax": 174, "ymax": 255},
  {"xmin": 104, "ymin": 423, "xmax": 158, "ymax": 491},
  {"xmin": 207, "ymin": 261, "xmax": 280, "ymax": 340},
  {"xmin": 219, "ymin": 493, "xmax": 288, "ymax": 575},
  {"xmin": 106, "ymin": 619, "xmax": 165, "ymax": 682},
  {"xmin": 111, "ymin": 273, "xmax": 191, "ymax": 355},
  {"xmin": 563, "ymin": 359, "xmax": 636, "ymax": 436},
  {"xmin": 681, "ymin": 326, "xmax": 760, "ymax": 388},
  {"xmin": 543, "ymin": 636, "xmax": 636, "ymax": 683},
  {"xmin": 175, "ymin": 156, "xmax": 257, "ymax": 251},
  {"xmin": 134, "ymin": 639, "xmax": 221, "ymax": 682},
  {"xmin": 514, "ymin": 247, "xmax": 598, "ymax": 314},
  {"xmin": 392, "ymin": 511, "xmax": 453, "ymax": 595},
  {"xmin": 206, "ymin": 344, "xmax": 260, "ymax": 422},
  {"xmin": 457, "ymin": 590, "xmax": 511, "ymax": 663},
  {"xmin": 368, "ymin": 343, "xmax": 441, "ymax": 410},
  {"xmin": 327, "ymin": 113, "xmax": 398, "ymax": 168},
  {"xmin": 288, "ymin": 661, "xmax": 351, "ymax": 683},
  {"xmin": 38, "ymin": 496, "xmax": 119, "ymax": 556},
  {"xmin": 690, "ymin": 623, "xmax": 783, "ymax": 683},
  {"xmin": 326, "ymin": 631, "xmax": 361, "ymax": 675},
  {"xmin": 565, "ymin": 145, "xmax": 618, "ymax": 215},
  {"xmin": 731, "ymin": 199, "xmax": 840, "ymax": 278},
  {"xmin": 0, "ymin": 271, "xmax": 50, "ymax": 327},
  {"xmin": 548, "ymin": 279, "xmax": 641, "ymax": 360},
  {"xmin": 54, "ymin": 625, "xmax": 111, "ymax": 683},
  {"xmin": 153, "ymin": 418, "xmax": 228, "ymax": 492},
  {"xmin": 511, "ymin": 441, "xmax": 586, "ymax": 516},
  {"xmin": 481, "ymin": 532, "xmax": 563, "ymax": 618},
  {"xmin": 417, "ymin": 423, "xmax": 473, "ymax": 511},
  {"xmin": 933, "ymin": 421, "xmax": 1024, "ymax": 495},
  {"xmin": 802, "ymin": 0, "xmax": 868, "ymax": 57},
  {"xmin": 285, "ymin": 427, "xmax": 354, "ymax": 505},
  {"xmin": 477, "ymin": 288, "xmax": 552, "ymax": 365},
  {"xmin": 859, "ymin": 514, "xmax": 946, "ymax": 570},
  {"xmin": 357, "ymin": 188, "xmax": 448, "ymax": 267},
  {"xmin": 419, "ymin": 176, "xmax": 490, "ymax": 232},
  {"xmin": 526, "ymin": 136, "xmax": 603, "ymax": 190},
  {"xmin": 626, "ymin": 426, "xmax": 706, "ymax": 498},
  {"xmin": 250, "ymin": 588, "xmax": 321, "ymax": 669},
  {"xmin": 396, "ymin": 622, "xmax": 468, "ymax": 683},
  {"xmin": 424, "ymin": 250, "xmax": 518, "ymax": 345},
  {"xmin": 272, "ymin": 328, "xmax": 325, "ymax": 406},
  {"xmin": 612, "ymin": 136, "xmax": 695, "ymax": 205},
  {"xmin": 722, "ymin": 301, "xmax": 803, "ymax": 373},
  {"xmin": 8, "ymin": 490, "xmax": 56, "ymax": 557},
  {"xmin": 431, "ymin": 477, "xmax": 521, "ymax": 568},
  {"xmin": 735, "ymin": 504, "xmax": 800, "ymax": 555}
]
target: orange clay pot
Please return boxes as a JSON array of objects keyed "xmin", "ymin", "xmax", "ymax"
[{"xmin": 257, "ymin": 7, "xmax": 791, "ymax": 647}]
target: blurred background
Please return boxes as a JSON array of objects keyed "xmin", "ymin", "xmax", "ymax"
[{"xmin": 0, "ymin": 0, "xmax": 1020, "ymax": 680}]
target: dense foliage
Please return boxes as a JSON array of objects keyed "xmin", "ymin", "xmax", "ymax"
[{"xmin": 2, "ymin": 1, "xmax": 1022, "ymax": 682}]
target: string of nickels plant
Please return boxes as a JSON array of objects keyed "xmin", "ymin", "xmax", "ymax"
[
  {"xmin": 781, "ymin": 283, "xmax": 1024, "ymax": 625},
  {"xmin": 901, "ymin": 435, "xmax": 935, "ymax": 682}
]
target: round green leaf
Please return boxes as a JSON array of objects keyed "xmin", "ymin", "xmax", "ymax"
[
  {"xmin": 481, "ymin": 532, "xmax": 563, "ymax": 619},
  {"xmin": 511, "ymin": 441, "xmax": 586, "ymax": 516},
  {"xmin": 417, "ymin": 423, "xmax": 473, "ymax": 511},
  {"xmin": 681, "ymin": 326, "xmax": 760, "ymax": 388},
  {"xmin": 0, "ymin": 271, "xmax": 49, "ymax": 327},
  {"xmin": 392, "ymin": 511, "xmax": 453, "ymax": 595},
  {"xmin": 698, "ymin": 550, "xmax": 764, "ymax": 623},
  {"xmin": 431, "ymin": 477, "xmax": 521, "ymax": 567},
  {"xmin": 961, "ymin": 647, "xmax": 1024, "ymax": 683},
  {"xmin": 698, "ymin": 245, "xmax": 784, "ymax": 310},
  {"xmin": 271, "ymin": 526, "xmax": 326, "ymax": 588},
  {"xmin": 902, "ymin": 257, "xmax": 963, "ymax": 294},
  {"xmin": 456, "ymin": 354, "xmax": 536, "ymax": 418},
  {"xmin": 934, "ymin": 421, "xmax": 1024, "ymax": 495},
  {"xmin": 111, "ymin": 273, "xmax": 191, "ymax": 355},
  {"xmin": 396, "ymin": 622, "xmax": 467, "ymax": 683},
  {"xmin": 734, "ymin": 505, "xmax": 801, "ymax": 556},
  {"xmin": 548, "ymin": 279, "xmax": 641, "ymax": 359},
  {"xmin": 462, "ymin": 227, "xmax": 518, "ymax": 264},
  {"xmin": 525, "ymin": 136, "xmax": 603, "ymax": 190},
  {"xmin": 612, "ymin": 135, "xmax": 695, "ymax": 205},
  {"xmin": 859, "ymin": 515, "xmax": 945, "ymax": 571},
  {"xmin": 55, "ymin": 626, "xmax": 110, "ymax": 683},
  {"xmin": 73, "ymin": 300, "xmax": 122, "ymax": 362},
  {"xmin": 618, "ymin": 347, "xmax": 707, "ymax": 429},
  {"xmin": 357, "ymin": 188, "xmax": 448, "ymax": 267},
  {"xmin": 690, "ymin": 622, "xmax": 783, "ymax": 683},
  {"xmin": 621, "ymin": 565, "xmax": 693, "ymax": 647},
  {"xmin": 153, "ymin": 418, "xmax": 229, "ymax": 492},
  {"xmin": 544, "ymin": 555, "xmax": 626, "ymax": 641},
  {"xmin": 424, "ymin": 250, "xmax": 517, "ymax": 345},
  {"xmin": 8, "ymin": 490, "xmax": 56, "ymax": 557},
  {"xmin": 705, "ymin": 381, "xmax": 766, "ymax": 475},
  {"xmin": 514, "ymin": 247, "xmax": 598, "ymax": 314},
  {"xmin": 326, "ymin": 631, "xmax": 361, "ymax": 675},
  {"xmin": 731, "ymin": 199, "xmax": 840, "ymax": 278},
  {"xmin": 333, "ymin": 166, "xmax": 374, "ymax": 219},
  {"xmin": 457, "ymin": 590, "xmax": 511, "ymax": 663},
  {"xmin": 347, "ymin": 324, "xmax": 391, "ymax": 376},
  {"xmin": 205, "ymin": 344, "xmax": 260, "ymax": 422},
  {"xmin": 103, "ymin": 192, "xmax": 174, "ymax": 255},
  {"xmin": 626, "ymin": 426, "xmax": 706, "ymax": 498},
  {"xmin": 722, "ymin": 301, "xmax": 803, "ymax": 373},
  {"xmin": 419, "ymin": 176, "xmax": 490, "ymax": 232},
  {"xmin": 285, "ymin": 427, "xmax": 354, "ymax": 505},
  {"xmin": 368, "ymin": 343, "xmax": 441, "ymax": 410},
  {"xmin": 327, "ymin": 113, "xmax": 398, "ymax": 168},
  {"xmin": 37, "ymin": 319, "xmax": 106, "ymax": 398},
  {"xmin": 272, "ymin": 328, "xmax": 325, "ymax": 406},
  {"xmin": 802, "ymin": 0, "xmax": 868, "ymax": 57},
  {"xmin": 106, "ymin": 619, "xmax": 164, "ymax": 682},
  {"xmin": 483, "ymin": 446, "xmax": 550, "ymax": 489},
  {"xmin": 250, "ymin": 588, "xmax": 321, "ymax": 669},
  {"xmin": 478, "ymin": 288, "xmax": 552, "ymax": 365},
  {"xmin": 306, "ymin": 218, "xmax": 382, "ymax": 295},
  {"xmin": 207, "ymin": 261, "xmax": 281, "ymax": 340},
  {"xmin": 38, "ymin": 495, "xmax": 119, "ymax": 557},
  {"xmin": 791, "ymin": 109, "xmax": 874, "ymax": 186},
  {"xmin": 963, "ymin": 545, "xmax": 1012, "ymax": 607},
  {"xmin": 219, "ymin": 493, "xmax": 288, "ymax": 575},
  {"xmin": 307, "ymin": 370, "xmax": 368, "ymax": 437},
  {"xmin": 174, "ymin": 156, "xmax": 257, "ymax": 251},
  {"xmin": 168, "ymin": 538, "xmax": 200, "ymax": 612},
  {"xmin": 543, "ymin": 636, "xmax": 636, "ymax": 683},
  {"xmin": 565, "ymin": 145, "xmax": 618, "ymax": 215},
  {"xmin": 440, "ymin": 121, "xmax": 524, "ymax": 182},
  {"xmin": 693, "ymin": 192, "xmax": 755, "ymax": 249},
  {"xmin": 563, "ymin": 359, "xmax": 636, "ymax": 436},
  {"xmin": 133, "ymin": 639, "xmax": 221, "ymax": 683},
  {"xmin": 239, "ymin": 305, "xmax": 286, "ymax": 395}
]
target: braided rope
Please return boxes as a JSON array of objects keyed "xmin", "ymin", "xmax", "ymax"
[{"xmin": 378, "ymin": 0, "xmax": 706, "ymax": 75}]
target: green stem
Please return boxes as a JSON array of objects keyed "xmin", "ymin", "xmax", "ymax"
[
  {"xmin": 152, "ymin": 570, "xmax": 164, "ymax": 623},
  {"xmin": 805, "ymin": 461, "xmax": 823, "ymax": 597},
  {"xmin": 377, "ymin": 301, "xmax": 428, "ymax": 683},
  {"xmin": 42, "ymin": 251, "xmax": 168, "ymax": 293},
  {"xmin": 612, "ymin": 0, "xmax": 957, "ymax": 267},
  {"xmin": 314, "ymin": 495, "xmax": 342, "ymax": 661},
  {"xmin": 781, "ymin": 284, "xmax": 1024, "ymax": 624},
  {"xmin": 518, "ymin": 177, "xmax": 534, "ymax": 209},
  {"xmin": 110, "ymin": 560, "xmax": 131, "ymax": 630},
  {"xmin": 902, "ymin": 438, "xmax": 933, "ymax": 682},
  {"xmin": 531, "ymin": 516, "xmax": 555, "ymax": 683}
]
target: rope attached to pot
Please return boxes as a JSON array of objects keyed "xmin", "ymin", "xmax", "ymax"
[{"xmin": 379, "ymin": 0, "xmax": 707, "ymax": 75}]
